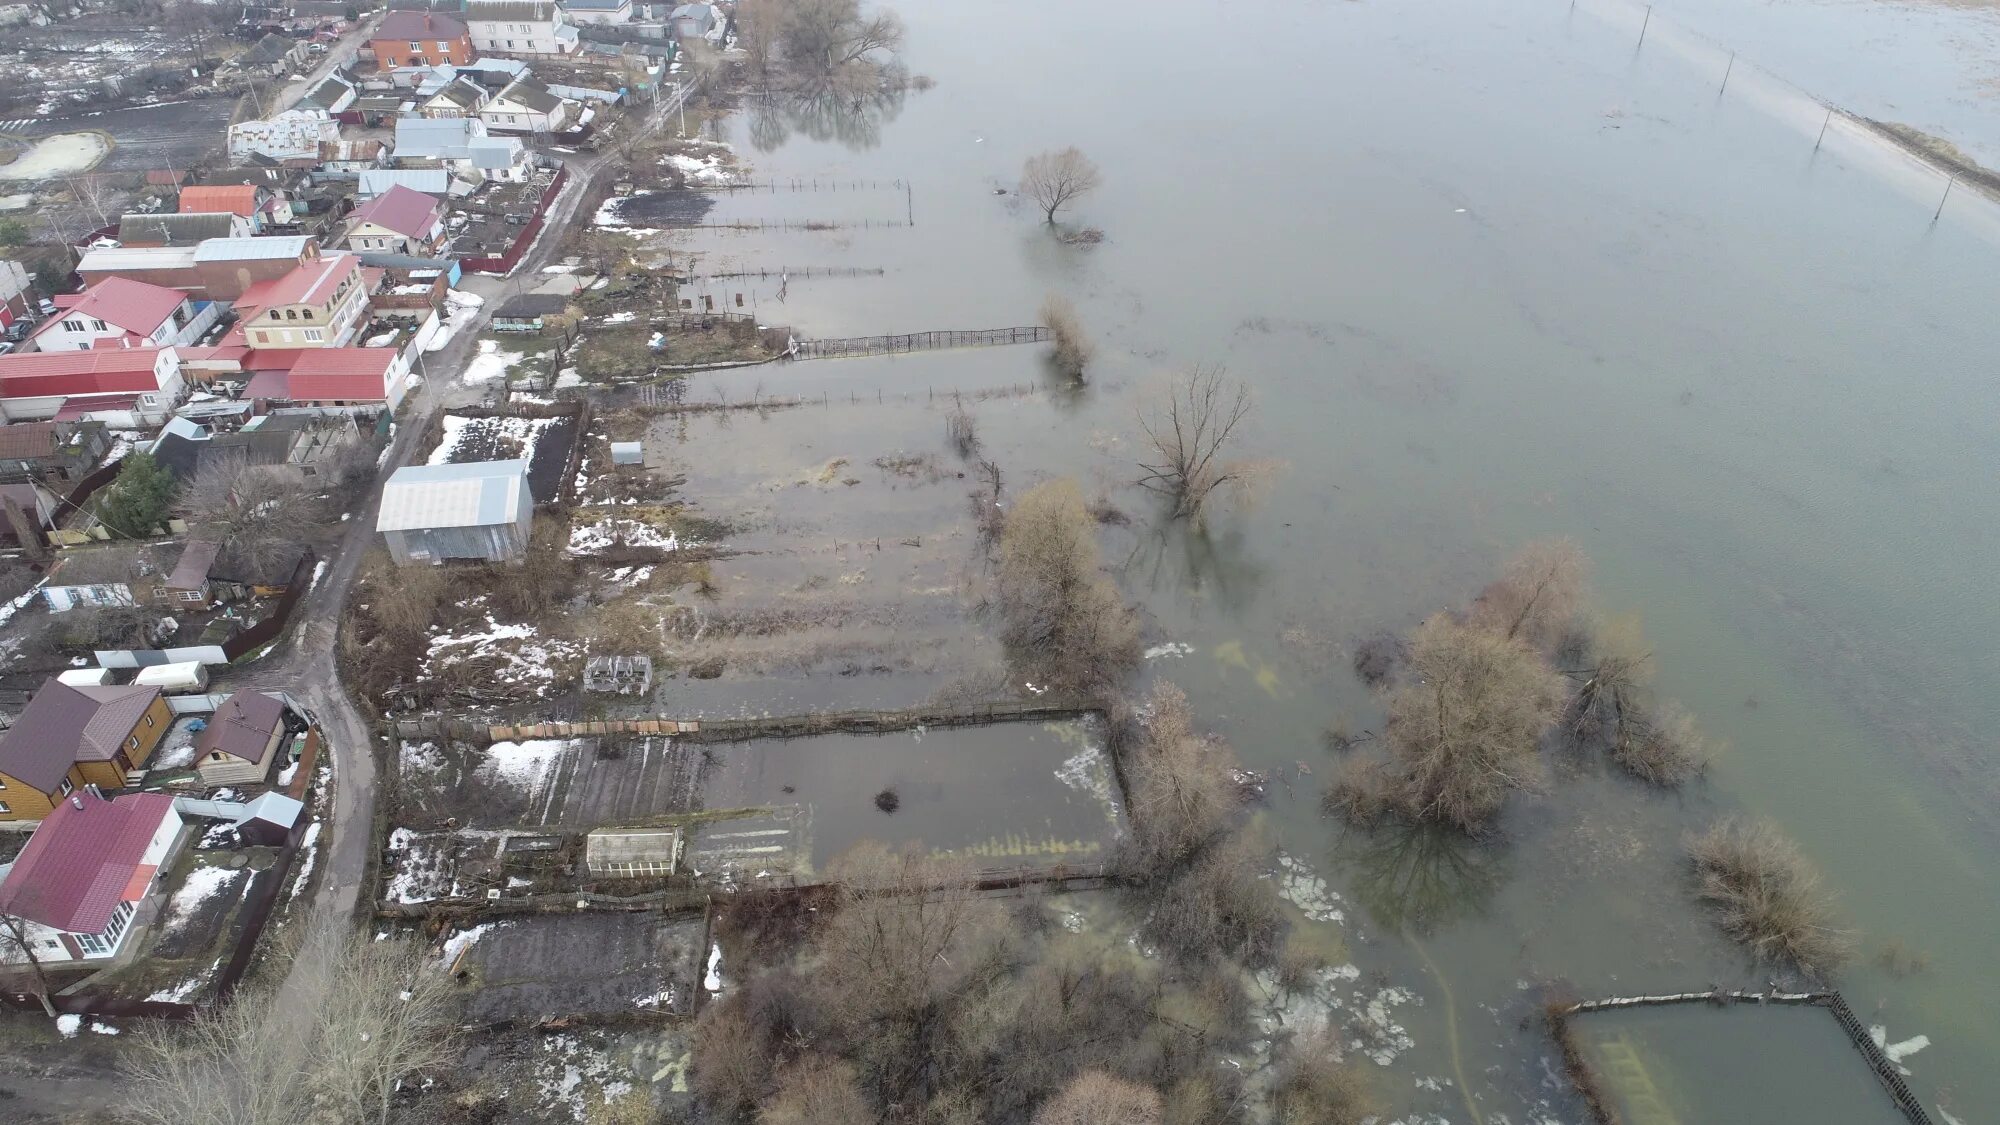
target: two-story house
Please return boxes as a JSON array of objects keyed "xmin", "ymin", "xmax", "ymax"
[
  {"xmin": 232, "ymin": 254, "xmax": 370, "ymax": 349},
  {"xmin": 29, "ymin": 278, "xmax": 223, "ymax": 353},
  {"xmin": 371, "ymin": 10, "xmax": 475, "ymax": 68},
  {"xmin": 0, "ymin": 679, "xmax": 172, "ymax": 821},
  {"xmin": 343, "ymin": 184, "xmax": 448, "ymax": 256},
  {"xmin": 465, "ymin": 0, "xmax": 579, "ymax": 55}
]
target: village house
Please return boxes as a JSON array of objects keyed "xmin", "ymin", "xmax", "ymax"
[
  {"xmin": 0, "ymin": 791, "xmax": 186, "ymax": 961},
  {"xmin": 0, "ymin": 348, "xmax": 187, "ymax": 427},
  {"xmin": 357, "ymin": 168, "xmax": 464, "ymax": 200},
  {"xmin": 193, "ymin": 169, "xmax": 307, "ymax": 227},
  {"xmin": 564, "ymin": 0, "xmax": 632, "ymax": 24},
  {"xmin": 372, "ymin": 9, "xmax": 476, "ymax": 68},
  {"xmin": 29, "ymin": 279, "xmax": 223, "ymax": 354},
  {"xmin": 479, "ymin": 75, "xmax": 573, "ymax": 133},
  {"xmin": 491, "ymin": 292, "xmax": 572, "ymax": 332},
  {"xmin": 232, "ymin": 32, "xmax": 311, "ymax": 77},
  {"xmin": 150, "ymin": 413, "xmax": 362, "ymax": 485},
  {"xmin": 393, "ymin": 116, "xmax": 532, "ymax": 182},
  {"xmin": 302, "ymin": 71, "xmax": 360, "ymax": 116},
  {"xmin": 114, "ymin": 212, "xmax": 255, "ymax": 249},
  {"xmin": 668, "ymin": 1, "xmax": 717, "ymax": 41},
  {"xmin": 178, "ymin": 185, "xmax": 273, "ymax": 234},
  {"xmin": 231, "ymin": 254, "xmax": 371, "ymax": 349},
  {"xmin": 420, "ymin": 74, "xmax": 492, "ymax": 119},
  {"xmin": 39, "ymin": 539, "xmax": 219, "ymax": 613},
  {"xmin": 244, "ymin": 346, "xmax": 416, "ymax": 411},
  {"xmin": 193, "ymin": 691, "xmax": 295, "ymax": 786},
  {"xmin": 318, "ymin": 138, "xmax": 389, "ymax": 174},
  {"xmin": 0, "ymin": 419, "xmax": 109, "ymax": 486},
  {"xmin": 343, "ymin": 184, "xmax": 448, "ymax": 256},
  {"xmin": 0, "ymin": 679, "xmax": 172, "ymax": 821},
  {"xmin": 376, "ymin": 459, "xmax": 533, "ymax": 565},
  {"xmin": 464, "ymin": 0, "xmax": 579, "ymax": 56}
]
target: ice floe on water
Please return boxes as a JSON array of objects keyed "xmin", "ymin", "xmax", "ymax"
[
  {"xmin": 1143, "ymin": 641, "xmax": 1194, "ymax": 659},
  {"xmin": 1271, "ymin": 851, "xmax": 1346, "ymax": 924}
]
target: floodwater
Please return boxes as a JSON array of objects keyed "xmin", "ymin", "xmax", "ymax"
[
  {"xmin": 625, "ymin": 0, "xmax": 2000, "ymax": 1118},
  {"xmin": 1572, "ymin": 1003, "xmax": 1902, "ymax": 1124}
]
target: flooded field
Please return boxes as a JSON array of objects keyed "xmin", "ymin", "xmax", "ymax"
[
  {"xmin": 1573, "ymin": 1003, "xmax": 1904, "ymax": 1123},
  {"xmin": 583, "ymin": 0, "xmax": 2000, "ymax": 1118}
]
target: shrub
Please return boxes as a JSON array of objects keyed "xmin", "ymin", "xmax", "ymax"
[
  {"xmin": 1041, "ymin": 294, "xmax": 1095, "ymax": 380},
  {"xmin": 1686, "ymin": 818, "xmax": 1849, "ymax": 975},
  {"xmin": 1613, "ymin": 701, "xmax": 1713, "ymax": 786},
  {"xmin": 1032, "ymin": 1071, "xmax": 1162, "ymax": 1125},
  {"xmin": 1270, "ymin": 1030, "xmax": 1375, "ymax": 1125},
  {"xmin": 997, "ymin": 479, "xmax": 1140, "ymax": 695},
  {"xmin": 1141, "ymin": 834, "xmax": 1286, "ymax": 969},
  {"xmin": 1117, "ymin": 682, "xmax": 1240, "ymax": 873},
  {"xmin": 1469, "ymin": 539, "xmax": 1588, "ymax": 653}
]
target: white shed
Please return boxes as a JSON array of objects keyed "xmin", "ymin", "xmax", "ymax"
[{"xmin": 376, "ymin": 459, "xmax": 534, "ymax": 566}]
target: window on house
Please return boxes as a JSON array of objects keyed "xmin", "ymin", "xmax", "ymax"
[
  {"xmin": 269, "ymin": 310, "xmax": 282, "ymax": 320},
  {"xmin": 384, "ymin": 56, "xmax": 397, "ymax": 66},
  {"xmin": 305, "ymin": 329, "xmax": 324, "ymax": 342},
  {"xmin": 128, "ymin": 735, "xmax": 139, "ymax": 750},
  {"xmin": 0, "ymin": 801, "xmax": 9, "ymax": 814},
  {"xmin": 77, "ymin": 932, "xmax": 106, "ymax": 955},
  {"xmin": 59, "ymin": 777, "xmax": 73, "ymax": 797},
  {"xmin": 0, "ymin": 777, "xmax": 7, "ymax": 789},
  {"xmin": 409, "ymin": 40, "xmax": 420, "ymax": 50},
  {"xmin": 506, "ymin": 38, "xmax": 516, "ymax": 48},
  {"xmin": 103, "ymin": 901, "xmax": 133, "ymax": 946},
  {"xmin": 437, "ymin": 40, "xmax": 450, "ymax": 51},
  {"xmin": 285, "ymin": 309, "xmax": 298, "ymax": 320},
  {"xmin": 145, "ymin": 714, "xmax": 155, "ymax": 726},
  {"xmin": 302, "ymin": 309, "xmax": 314, "ymax": 320},
  {"xmin": 62, "ymin": 319, "xmax": 84, "ymax": 332},
  {"xmin": 90, "ymin": 318, "xmax": 105, "ymax": 331},
  {"xmin": 178, "ymin": 590, "xmax": 203, "ymax": 602}
]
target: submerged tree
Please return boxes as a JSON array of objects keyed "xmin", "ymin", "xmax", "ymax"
[
  {"xmin": 778, "ymin": 0, "xmax": 906, "ymax": 81},
  {"xmin": 1136, "ymin": 364, "xmax": 1260, "ymax": 524},
  {"xmin": 1468, "ymin": 538, "xmax": 1588, "ymax": 654},
  {"xmin": 1686, "ymin": 818, "xmax": 1850, "ymax": 976},
  {"xmin": 1040, "ymin": 294, "xmax": 1095, "ymax": 380},
  {"xmin": 996, "ymin": 478, "xmax": 1141, "ymax": 695},
  {"xmin": 1117, "ymin": 682, "xmax": 1240, "ymax": 872},
  {"xmin": 1331, "ymin": 614, "xmax": 1564, "ymax": 832},
  {"xmin": 1021, "ymin": 147, "xmax": 1102, "ymax": 224},
  {"xmin": 1033, "ymin": 1071, "xmax": 1163, "ymax": 1125}
]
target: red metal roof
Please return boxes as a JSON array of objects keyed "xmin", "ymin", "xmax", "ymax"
[
  {"xmin": 179, "ymin": 184, "xmax": 260, "ymax": 218},
  {"xmin": 347, "ymin": 184, "xmax": 442, "ymax": 240},
  {"xmin": 235, "ymin": 254, "xmax": 361, "ymax": 311},
  {"xmin": 0, "ymin": 349, "xmax": 170, "ymax": 401},
  {"xmin": 28, "ymin": 277, "xmax": 187, "ymax": 345},
  {"xmin": 243, "ymin": 369, "xmax": 291, "ymax": 401},
  {"xmin": 0, "ymin": 792, "xmax": 176, "ymax": 935},
  {"xmin": 53, "ymin": 393, "xmax": 143, "ymax": 419},
  {"xmin": 250, "ymin": 348, "xmax": 396, "ymax": 401}
]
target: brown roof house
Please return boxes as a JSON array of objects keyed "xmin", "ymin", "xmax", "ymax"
[
  {"xmin": 193, "ymin": 692, "xmax": 295, "ymax": 786},
  {"xmin": 0, "ymin": 680, "xmax": 171, "ymax": 822}
]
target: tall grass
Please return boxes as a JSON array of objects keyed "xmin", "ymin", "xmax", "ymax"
[{"xmin": 1687, "ymin": 818, "xmax": 1850, "ymax": 975}]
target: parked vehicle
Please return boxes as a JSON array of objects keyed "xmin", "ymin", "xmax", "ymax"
[
  {"xmin": 132, "ymin": 661, "xmax": 211, "ymax": 693},
  {"xmin": 56, "ymin": 667, "xmax": 117, "ymax": 687}
]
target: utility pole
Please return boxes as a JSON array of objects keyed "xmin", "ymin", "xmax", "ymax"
[{"xmin": 1933, "ymin": 173, "xmax": 1958, "ymax": 225}]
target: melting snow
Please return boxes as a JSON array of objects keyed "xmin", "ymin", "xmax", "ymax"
[{"xmin": 461, "ymin": 339, "xmax": 523, "ymax": 384}]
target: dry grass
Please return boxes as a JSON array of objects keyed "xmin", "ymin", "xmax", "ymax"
[
  {"xmin": 1687, "ymin": 818, "xmax": 1850, "ymax": 975},
  {"xmin": 1269, "ymin": 1030, "xmax": 1375, "ymax": 1125},
  {"xmin": 1612, "ymin": 700, "xmax": 1713, "ymax": 786}
]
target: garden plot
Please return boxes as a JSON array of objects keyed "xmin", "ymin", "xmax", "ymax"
[
  {"xmin": 423, "ymin": 612, "xmax": 582, "ymax": 701},
  {"xmin": 428, "ymin": 411, "xmax": 579, "ymax": 502},
  {"xmin": 396, "ymin": 739, "xmax": 589, "ymax": 827},
  {"xmin": 390, "ymin": 1024, "xmax": 691, "ymax": 1124},
  {"xmin": 454, "ymin": 912, "xmax": 705, "ymax": 1024}
]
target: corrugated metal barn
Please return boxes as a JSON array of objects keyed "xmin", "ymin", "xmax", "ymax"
[{"xmin": 375, "ymin": 459, "xmax": 533, "ymax": 566}]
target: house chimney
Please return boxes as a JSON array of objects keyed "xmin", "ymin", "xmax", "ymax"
[
  {"xmin": 71, "ymin": 795, "xmax": 84, "ymax": 810},
  {"xmin": 85, "ymin": 783, "xmax": 103, "ymax": 801}
]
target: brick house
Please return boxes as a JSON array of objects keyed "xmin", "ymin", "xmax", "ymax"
[{"xmin": 372, "ymin": 10, "xmax": 475, "ymax": 68}]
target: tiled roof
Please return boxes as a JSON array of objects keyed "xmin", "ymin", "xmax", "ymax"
[
  {"xmin": 194, "ymin": 692, "xmax": 287, "ymax": 763},
  {"xmin": 348, "ymin": 184, "xmax": 441, "ymax": 239},
  {"xmin": 0, "ymin": 679, "xmax": 163, "ymax": 792},
  {"xmin": 0, "ymin": 792, "xmax": 176, "ymax": 935},
  {"xmin": 179, "ymin": 185, "xmax": 261, "ymax": 218},
  {"xmin": 376, "ymin": 9, "xmax": 469, "ymax": 38}
]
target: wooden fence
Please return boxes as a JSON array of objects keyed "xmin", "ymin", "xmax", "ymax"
[
  {"xmin": 794, "ymin": 326, "xmax": 1053, "ymax": 360},
  {"xmin": 1554, "ymin": 990, "xmax": 1935, "ymax": 1125},
  {"xmin": 391, "ymin": 699, "xmax": 1098, "ymax": 746}
]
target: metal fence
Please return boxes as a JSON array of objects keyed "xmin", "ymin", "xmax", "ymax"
[{"xmin": 795, "ymin": 326, "xmax": 1053, "ymax": 360}]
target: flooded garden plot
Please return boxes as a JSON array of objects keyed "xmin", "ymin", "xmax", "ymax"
[
  {"xmin": 1569, "ymin": 1002, "xmax": 1908, "ymax": 1124},
  {"xmin": 448, "ymin": 912, "xmax": 705, "ymax": 1025}
]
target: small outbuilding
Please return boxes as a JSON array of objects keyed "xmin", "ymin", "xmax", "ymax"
[
  {"xmin": 375, "ymin": 459, "xmax": 534, "ymax": 566},
  {"xmin": 584, "ymin": 825, "xmax": 682, "ymax": 878},
  {"xmin": 609, "ymin": 441, "xmax": 642, "ymax": 465},
  {"xmin": 193, "ymin": 691, "xmax": 293, "ymax": 786}
]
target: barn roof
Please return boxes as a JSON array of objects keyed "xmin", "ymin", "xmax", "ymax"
[{"xmin": 376, "ymin": 459, "xmax": 528, "ymax": 532}]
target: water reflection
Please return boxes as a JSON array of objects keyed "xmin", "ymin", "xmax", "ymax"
[
  {"xmin": 746, "ymin": 85, "xmax": 908, "ymax": 152},
  {"xmin": 1334, "ymin": 820, "xmax": 1506, "ymax": 936},
  {"xmin": 1122, "ymin": 511, "xmax": 1268, "ymax": 618}
]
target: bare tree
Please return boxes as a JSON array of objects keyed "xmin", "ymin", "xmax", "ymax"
[
  {"xmin": 1687, "ymin": 818, "xmax": 1850, "ymax": 975},
  {"xmin": 184, "ymin": 455, "xmax": 320, "ymax": 575},
  {"xmin": 1270, "ymin": 1030, "xmax": 1375, "ymax": 1125},
  {"xmin": 1468, "ymin": 539, "xmax": 1588, "ymax": 653},
  {"xmin": 1331, "ymin": 613, "xmax": 1564, "ymax": 832},
  {"xmin": 1136, "ymin": 364, "xmax": 1259, "ymax": 523},
  {"xmin": 780, "ymin": 0, "xmax": 905, "ymax": 79},
  {"xmin": 1021, "ymin": 147, "xmax": 1101, "ymax": 224},
  {"xmin": 736, "ymin": 0, "xmax": 787, "ymax": 78},
  {"xmin": 1117, "ymin": 681, "xmax": 1239, "ymax": 872},
  {"xmin": 308, "ymin": 937, "xmax": 461, "ymax": 1124},
  {"xmin": 0, "ymin": 911, "xmax": 59, "ymax": 1017},
  {"xmin": 124, "ymin": 935, "xmax": 457, "ymax": 1125},
  {"xmin": 64, "ymin": 174, "xmax": 116, "ymax": 231},
  {"xmin": 996, "ymin": 478, "xmax": 1141, "ymax": 694},
  {"xmin": 1039, "ymin": 294, "xmax": 1095, "ymax": 380},
  {"xmin": 1033, "ymin": 1071, "xmax": 1163, "ymax": 1125},
  {"xmin": 759, "ymin": 1055, "xmax": 874, "ymax": 1125}
]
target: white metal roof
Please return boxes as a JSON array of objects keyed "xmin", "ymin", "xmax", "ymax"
[
  {"xmin": 376, "ymin": 459, "xmax": 529, "ymax": 532},
  {"xmin": 77, "ymin": 246, "xmax": 199, "ymax": 272},
  {"xmin": 193, "ymin": 235, "xmax": 313, "ymax": 263}
]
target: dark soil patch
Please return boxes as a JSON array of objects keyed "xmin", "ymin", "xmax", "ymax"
[{"xmin": 609, "ymin": 190, "xmax": 720, "ymax": 227}]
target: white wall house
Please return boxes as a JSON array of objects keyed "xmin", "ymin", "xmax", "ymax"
[
  {"xmin": 465, "ymin": 0, "xmax": 580, "ymax": 55},
  {"xmin": 31, "ymin": 279, "xmax": 223, "ymax": 354},
  {"xmin": 0, "ymin": 793, "xmax": 186, "ymax": 964},
  {"xmin": 478, "ymin": 76, "xmax": 574, "ymax": 134}
]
